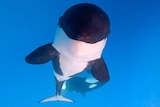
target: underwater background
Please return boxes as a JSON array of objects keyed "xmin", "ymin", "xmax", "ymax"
[{"xmin": 0, "ymin": 0, "xmax": 160, "ymax": 107}]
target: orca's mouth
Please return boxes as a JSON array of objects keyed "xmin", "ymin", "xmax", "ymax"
[{"xmin": 75, "ymin": 35, "xmax": 108, "ymax": 44}]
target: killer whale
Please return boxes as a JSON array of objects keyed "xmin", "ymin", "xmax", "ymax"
[
  {"xmin": 25, "ymin": 3, "xmax": 110, "ymax": 103},
  {"xmin": 62, "ymin": 71, "xmax": 106, "ymax": 97}
]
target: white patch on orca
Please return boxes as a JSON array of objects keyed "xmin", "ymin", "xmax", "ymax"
[
  {"xmin": 52, "ymin": 26, "xmax": 107, "ymax": 82},
  {"xmin": 85, "ymin": 78, "xmax": 99, "ymax": 83},
  {"xmin": 62, "ymin": 81, "xmax": 66, "ymax": 90},
  {"xmin": 52, "ymin": 26, "xmax": 107, "ymax": 61},
  {"xmin": 54, "ymin": 72, "xmax": 71, "ymax": 82},
  {"xmin": 89, "ymin": 84, "xmax": 97, "ymax": 88}
]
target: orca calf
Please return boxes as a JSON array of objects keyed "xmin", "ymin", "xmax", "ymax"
[
  {"xmin": 25, "ymin": 3, "xmax": 110, "ymax": 103},
  {"xmin": 62, "ymin": 72, "xmax": 106, "ymax": 97}
]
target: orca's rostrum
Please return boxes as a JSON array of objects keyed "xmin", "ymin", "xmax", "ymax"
[{"xmin": 25, "ymin": 3, "xmax": 110, "ymax": 103}]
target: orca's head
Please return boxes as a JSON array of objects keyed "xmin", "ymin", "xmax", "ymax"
[{"xmin": 58, "ymin": 3, "xmax": 110, "ymax": 44}]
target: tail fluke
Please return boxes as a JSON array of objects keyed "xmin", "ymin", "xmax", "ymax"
[{"xmin": 40, "ymin": 95, "xmax": 74, "ymax": 103}]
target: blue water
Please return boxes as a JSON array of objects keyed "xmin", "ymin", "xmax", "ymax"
[{"xmin": 0, "ymin": 0, "xmax": 160, "ymax": 107}]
